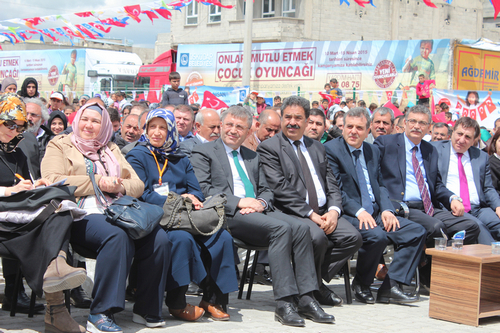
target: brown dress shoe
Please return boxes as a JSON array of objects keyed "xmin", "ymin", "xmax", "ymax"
[
  {"xmin": 169, "ymin": 304, "xmax": 205, "ymax": 321},
  {"xmin": 199, "ymin": 300, "xmax": 230, "ymax": 321}
]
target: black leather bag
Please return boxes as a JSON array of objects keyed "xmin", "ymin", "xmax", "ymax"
[
  {"xmin": 87, "ymin": 167, "xmax": 163, "ymax": 240},
  {"xmin": 161, "ymin": 191, "xmax": 227, "ymax": 237}
]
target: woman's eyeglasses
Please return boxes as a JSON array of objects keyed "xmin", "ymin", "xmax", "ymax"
[{"xmin": 3, "ymin": 120, "xmax": 27, "ymax": 133}]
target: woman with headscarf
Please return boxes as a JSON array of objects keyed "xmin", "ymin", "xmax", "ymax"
[
  {"xmin": 19, "ymin": 77, "xmax": 39, "ymax": 98},
  {"xmin": 126, "ymin": 109, "xmax": 238, "ymax": 322},
  {"xmin": 39, "ymin": 111, "xmax": 68, "ymax": 160},
  {"xmin": 1, "ymin": 77, "xmax": 17, "ymax": 93},
  {"xmin": 0, "ymin": 93, "xmax": 87, "ymax": 333},
  {"xmin": 42, "ymin": 99, "xmax": 171, "ymax": 333}
]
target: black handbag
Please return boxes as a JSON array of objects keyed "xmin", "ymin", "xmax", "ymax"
[
  {"xmin": 86, "ymin": 162, "xmax": 163, "ymax": 240},
  {"xmin": 161, "ymin": 191, "xmax": 227, "ymax": 237}
]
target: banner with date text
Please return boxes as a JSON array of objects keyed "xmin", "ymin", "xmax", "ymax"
[{"xmin": 433, "ymin": 88, "xmax": 500, "ymax": 128}]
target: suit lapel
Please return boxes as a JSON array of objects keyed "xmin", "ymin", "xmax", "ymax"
[
  {"xmin": 439, "ymin": 141, "xmax": 451, "ymax": 184},
  {"xmin": 281, "ymin": 132, "xmax": 306, "ymax": 186},
  {"xmin": 342, "ymin": 138, "xmax": 360, "ymax": 188},
  {"xmin": 469, "ymin": 147, "xmax": 481, "ymax": 192},
  {"xmin": 421, "ymin": 143, "xmax": 432, "ymax": 178},
  {"xmin": 214, "ymin": 139, "xmax": 234, "ymax": 192},
  {"xmin": 363, "ymin": 143, "xmax": 376, "ymax": 191},
  {"xmin": 397, "ymin": 134, "xmax": 407, "ymax": 184}
]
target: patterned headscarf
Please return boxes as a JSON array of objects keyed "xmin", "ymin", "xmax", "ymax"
[
  {"xmin": 142, "ymin": 108, "xmax": 179, "ymax": 156},
  {"xmin": 0, "ymin": 93, "xmax": 27, "ymax": 153},
  {"xmin": 71, "ymin": 101, "xmax": 120, "ymax": 178}
]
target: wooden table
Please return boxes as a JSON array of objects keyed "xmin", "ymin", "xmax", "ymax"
[{"xmin": 426, "ymin": 244, "xmax": 500, "ymax": 326}]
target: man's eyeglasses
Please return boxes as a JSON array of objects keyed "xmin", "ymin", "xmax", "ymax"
[
  {"xmin": 407, "ymin": 119, "xmax": 429, "ymax": 127},
  {"xmin": 3, "ymin": 120, "xmax": 27, "ymax": 133}
]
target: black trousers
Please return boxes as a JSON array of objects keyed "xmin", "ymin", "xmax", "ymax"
[{"xmin": 227, "ymin": 210, "xmax": 318, "ymax": 300}]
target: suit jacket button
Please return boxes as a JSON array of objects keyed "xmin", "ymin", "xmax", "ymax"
[
  {"xmin": 396, "ymin": 209, "xmax": 399, "ymax": 213},
  {"xmin": 401, "ymin": 192, "xmax": 404, "ymax": 196}
]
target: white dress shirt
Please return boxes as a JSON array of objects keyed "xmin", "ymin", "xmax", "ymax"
[
  {"xmin": 223, "ymin": 142, "xmax": 249, "ymax": 199},
  {"xmin": 446, "ymin": 146, "xmax": 480, "ymax": 206},
  {"xmin": 196, "ymin": 133, "xmax": 209, "ymax": 144},
  {"xmin": 287, "ymin": 137, "xmax": 341, "ymax": 216}
]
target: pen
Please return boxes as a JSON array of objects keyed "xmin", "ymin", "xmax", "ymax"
[{"xmin": 14, "ymin": 173, "xmax": 25, "ymax": 181}]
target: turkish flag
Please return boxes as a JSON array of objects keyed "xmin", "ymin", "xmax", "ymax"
[
  {"xmin": 432, "ymin": 111, "xmax": 447, "ymax": 124},
  {"xmin": 318, "ymin": 92, "xmax": 334, "ymax": 108},
  {"xmin": 383, "ymin": 101, "xmax": 403, "ymax": 117},
  {"xmin": 124, "ymin": 5, "xmax": 142, "ymax": 23},
  {"xmin": 201, "ymin": 91, "xmax": 228, "ymax": 110},
  {"xmin": 492, "ymin": 0, "xmax": 500, "ymax": 19}
]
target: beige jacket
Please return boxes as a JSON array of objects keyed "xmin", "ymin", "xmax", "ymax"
[{"xmin": 41, "ymin": 134, "xmax": 144, "ymax": 200}]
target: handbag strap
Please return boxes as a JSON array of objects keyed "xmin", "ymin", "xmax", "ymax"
[
  {"xmin": 185, "ymin": 199, "xmax": 226, "ymax": 237},
  {"xmin": 84, "ymin": 158, "xmax": 109, "ymax": 208},
  {"xmin": 0, "ymin": 199, "xmax": 60, "ymax": 233},
  {"xmin": 163, "ymin": 193, "xmax": 185, "ymax": 230}
]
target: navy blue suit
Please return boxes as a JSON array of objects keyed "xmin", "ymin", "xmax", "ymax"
[
  {"xmin": 374, "ymin": 133, "xmax": 479, "ymax": 246},
  {"xmin": 325, "ymin": 137, "xmax": 426, "ymax": 286},
  {"xmin": 432, "ymin": 140, "xmax": 500, "ymax": 243},
  {"xmin": 126, "ymin": 144, "xmax": 238, "ymax": 300}
]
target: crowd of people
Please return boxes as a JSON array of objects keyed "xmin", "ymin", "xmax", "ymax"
[{"xmin": 1, "ymin": 72, "xmax": 500, "ymax": 332}]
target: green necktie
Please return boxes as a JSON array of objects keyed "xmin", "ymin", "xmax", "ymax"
[{"xmin": 232, "ymin": 150, "xmax": 255, "ymax": 198}]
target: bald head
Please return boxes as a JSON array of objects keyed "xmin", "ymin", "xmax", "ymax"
[
  {"xmin": 195, "ymin": 108, "xmax": 221, "ymax": 142},
  {"xmin": 256, "ymin": 109, "xmax": 281, "ymax": 142}
]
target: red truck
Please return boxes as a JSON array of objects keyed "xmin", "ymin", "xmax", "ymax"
[{"xmin": 134, "ymin": 50, "xmax": 177, "ymax": 102}]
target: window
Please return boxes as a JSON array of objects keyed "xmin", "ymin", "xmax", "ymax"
[
  {"xmin": 282, "ymin": 0, "xmax": 296, "ymax": 17},
  {"xmin": 262, "ymin": 0, "xmax": 275, "ymax": 18},
  {"xmin": 186, "ymin": 1, "xmax": 198, "ymax": 25},
  {"xmin": 209, "ymin": 5, "xmax": 222, "ymax": 23}
]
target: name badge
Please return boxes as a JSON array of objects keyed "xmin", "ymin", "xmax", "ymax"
[{"xmin": 153, "ymin": 183, "xmax": 169, "ymax": 196}]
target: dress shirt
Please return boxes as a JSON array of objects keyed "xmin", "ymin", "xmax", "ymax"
[
  {"xmin": 254, "ymin": 133, "xmax": 261, "ymax": 145},
  {"xmin": 179, "ymin": 131, "xmax": 195, "ymax": 142},
  {"xmin": 222, "ymin": 142, "xmax": 267, "ymax": 208},
  {"xmin": 196, "ymin": 133, "xmax": 209, "ymax": 144},
  {"xmin": 287, "ymin": 137, "xmax": 341, "ymax": 216},
  {"xmin": 446, "ymin": 146, "xmax": 480, "ymax": 206},
  {"xmin": 403, "ymin": 134, "xmax": 430, "ymax": 201}
]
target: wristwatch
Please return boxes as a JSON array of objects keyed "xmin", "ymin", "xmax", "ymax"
[{"xmin": 451, "ymin": 195, "xmax": 463, "ymax": 203}]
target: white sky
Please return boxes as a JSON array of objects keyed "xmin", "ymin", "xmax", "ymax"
[{"xmin": 0, "ymin": 0, "xmax": 171, "ymax": 48}]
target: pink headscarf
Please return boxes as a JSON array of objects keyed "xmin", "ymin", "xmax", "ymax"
[{"xmin": 71, "ymin": 101, "xmax": 120, "ymax": 178}]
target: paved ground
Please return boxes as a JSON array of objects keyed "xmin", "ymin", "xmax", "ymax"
[{"xmin": 2, "ymin": 276, "xmax": 500, "ymax": 333}]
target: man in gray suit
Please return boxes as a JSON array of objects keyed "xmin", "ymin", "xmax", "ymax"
[
  {"xmin": 257, "ymin": 96, "xmax": 362, "ymax": 307},
  {"xmin": 433, "ymin": 117, "xmax": 500, "ymax": 243},
  {"xmin": 179, "ymin": 109, "xmax": 220, "ymax": 157},
  {"xmin": 325, "ymin": 108, "xmax": 425, "ymax": 304},
  {"xmin": 191, "ymin": 106, "xmax": 334, "ymax": 327}
]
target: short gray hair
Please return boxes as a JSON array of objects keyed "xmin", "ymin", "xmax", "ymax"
[
  {"xmin": 221, "ymin": 105, "xmax": 253, "ymax": 128},
  {"xmin": 406, "ymin": 105, "xmax": 432, "ymax": 123},
  {"xmin": 372, "ymin": 107, "xmax": 395, "ymax": 124},
  {"xmin": 345, "ymin": 107, "xmax": 371, "ymax": 130},
  {"xmin": 281, "ymin": 95, "xmax": 310, "ymax": 118},
  {"xmin": 24, "ymin": 97, "xmax": 49, "ymax": 121}
]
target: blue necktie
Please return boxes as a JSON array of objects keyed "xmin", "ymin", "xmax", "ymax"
[
  {"xmin": 352, "ymin": 150, "xmax": 374, "ymax": 215},
  {"xmin": 232, "ymin": 150, "xmax": 255, "ymax": 198}
]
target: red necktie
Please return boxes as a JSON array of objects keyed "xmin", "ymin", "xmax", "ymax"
[{"xmin": 412, "ymin": 146, "xmax": 434, "ymax": 216}]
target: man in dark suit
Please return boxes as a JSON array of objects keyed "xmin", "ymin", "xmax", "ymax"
[
  {"xmin": 257, "ymin": 96, "xmax": 362, "ymax": 307},
  {"xmin": 374, "ymin": 105, "xmax": 479, "ymax": 248},
  {"xmin": 179, "ymin": 109, "xmax": 220, "ymax": 157},
  {"xmin": 432, "ymin": 117, "xmax": 500, "ymax": 244},
  {"xmin": 191, "ymin": 106, "xmax": 334, "ymax": 327},
  {"xmin": 325, "ymin": 108, "xmax": 425, "ymax": 304}
]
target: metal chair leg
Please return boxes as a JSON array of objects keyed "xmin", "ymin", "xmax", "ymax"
[
  {"xmin": 10, "ymin": 263, "xmax": 22, "ymax": 317},
  {"xmin": 246, "ymin": 251, "xmax": 260, "ymax": 300},
  {"xmin": 343, "ymin": 262, "xmax": 352, "ymax": 304},
  {"xmin": 238, "ymin": 249, "xmax": 252, "ymax": 299},
  {"xmin": 28, "ymin": 291, "xmax": 36, "ymax": 318}
]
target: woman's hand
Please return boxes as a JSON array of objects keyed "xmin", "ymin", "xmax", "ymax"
[
  {"xmin": 98, "ymin": 176, "xmax": 124, "ymax": 194},
  {"xmin": 5, "ymin": 180, "xmax": 34, "ymax": 196},
  {"xmin": 181, "ymin": 193, "xmax": 204, "ymax": 210},
  {"xmin": 34, "ymin": 178, "xmax": 51, "ymax": 187}
]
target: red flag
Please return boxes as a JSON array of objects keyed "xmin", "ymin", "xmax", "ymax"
[
  {"xmin": 24, "ymin": 17, "xmax": 44, "ymax": 29},
  {"xmin": 61, "ymin": 27, "xmax": 85, "ymax": 39},
  {"xmin": 484, "ymin": 95, "xmax": 497, "ymax": 113},
  {"xmin": 201, "ymin": 91, "xmax": 228, "ymax": 110},
  {"xmin": 75, "ymin": 25, "xmax": 97, "ymax": 39},
  {"xmin": 478, "ymin": 103, "xmax": 488, "ymax": 121},
  {"xmin": 189, "ymin": 89, "xmax": 199, "ymax": 104},
  {"xmin": 354, "ymin": 0, "xmax": 370, "ymax": 7},
  {"xmin": 492, "ymin": 0, "xmax": 500, "ymax": 19},
  {"xmin": 124, "ymin": 5, "xmax": 142, "ymax": 23},
  {"xmin": 143, "ymin": 10, "xmax": 159, "ymax": 23},
  {"xmin": 101, "ymin": 17, "xmax": 129, "ymax": 27},
  {"xmin": 195, "ymin": 0, "xmax": 234, "ymax": 9},
  {"xmin": 423, "ymin": 0, "xmax": 437, "ymax": 8},
  {"xmin": 383, "ymin": 101, "xmax": 403, "ymax": 117},
  {"xmin": 462, "ymin": 108, "xmax": 469, "ymax": 118},
  {"xmin": 385, "ymin": 91, "xmax": 393, "ymax": 101},
  {"xmin": 89, "ymin": 22, "xmax": 112, "ymax": 33},
  {"xmin": 155, "ymin": 8, "xmax": 172, "ymax": 20},
  {"xmin": 432, "ymin": 111, "xmax": 447, "ymax": 124},
  {"xmin": 318, "ymin": 92, "xmax": 335, "ymax": 108},
  {"xmin": 75, "ymin": 12, "xmax": 93, "ymax": 18}
]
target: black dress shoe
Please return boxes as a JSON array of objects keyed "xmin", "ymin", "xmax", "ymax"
[
  {"xmin": 352, "ymin": 278, "xmax": 375, "ymax": 304},
  {"xmin": 376, "ymin": 285, "xmax": 420, "ymax": 304},
  {"xmin": 275, "ymin": 302, "xmax": 305, "ymax": 327},
  {"xmin": 314, "ymin": 283, "xmax": 343, "ymax": 306},
  {"xmin": 186, "ymin": 282, "xmax": 203, "ymax": 296},
  {"xmin": 2, "ymin": 290, "xmax": 44, "ymax": 314},
  {"xmin": 298, "ymin": 300, "xmax": 335, "ymax": 324},
  {"xmin": 70, "ymin": 286, "xmax": 92, "ymax": 308}
]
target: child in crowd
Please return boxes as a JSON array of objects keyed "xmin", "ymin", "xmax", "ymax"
[
  {"xmin": 324, "ymin": 83, "xmax": 331, "ymax": 94},
  {"xmin": 311, "ymin": 101, "xmax": 319, "ymax": 108},
  {"xmin": 160, "ymin": 71, "xmax": 189, "ymax": 106}
]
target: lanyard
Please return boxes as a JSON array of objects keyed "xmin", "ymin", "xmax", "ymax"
[{"xmin": 149, "ymin": 148, "xmax": 168, "ymax": 186}]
